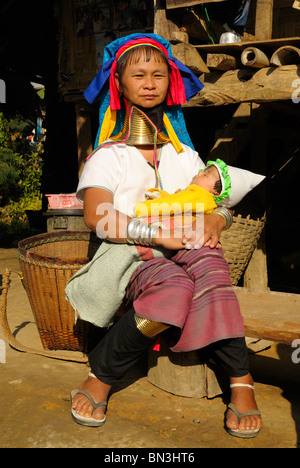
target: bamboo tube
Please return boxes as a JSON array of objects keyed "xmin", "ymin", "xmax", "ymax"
[
  {"xmin": 241, "ymin": 47, "xmax": 270, "ymax": 69},
  {"xmin": 270, "ymin": 46, "xmax": 300, "ymax": 66}
]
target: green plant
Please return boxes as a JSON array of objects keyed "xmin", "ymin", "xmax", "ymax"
[{"xmin": 0, "ymin": 112, "xmax": 44, "ymax": 243}]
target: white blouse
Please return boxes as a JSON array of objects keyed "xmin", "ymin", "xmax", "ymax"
[{"xmin": 77, "ymin": 142, "xmax": 205, "ymax": 217}]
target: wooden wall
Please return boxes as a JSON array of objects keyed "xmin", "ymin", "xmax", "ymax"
[
  {"xmin": 246, "ymin": 0, "xmax": 300, "ymax": 39},
  {"xmin": 56, "ymin": 0, "xmax": 154, "ymax": 99},
  {"xmin": 56, "ymin": 0, "xmax": 155, "ymax": 175}
]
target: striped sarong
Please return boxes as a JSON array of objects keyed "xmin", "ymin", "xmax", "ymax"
[{"xmin": 125, "ymin": 247, "xmax": 245, "ymax": 352}]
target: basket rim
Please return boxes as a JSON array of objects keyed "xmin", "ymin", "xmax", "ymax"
[
  {"xmin": 18, "ymin": 230, "xmax": 92, "ymax": 267},
  {"xmin": 232, "ymin": 213, "xmax": 266, "ymax": 224}
]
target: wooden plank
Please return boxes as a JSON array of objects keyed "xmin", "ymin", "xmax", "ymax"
[
  {"xmin": 194, "ymin": 37, "xmax": 300, "ymax": 54},
  {"xmin": 234, "ymin": 287, "xmax": 300, "ymax": 344},
  {"xmin": 172, "ymin": 42, "xmax": 210, "ymax": 73},
  {"xmin": 255, "ymin": 0, "xmax": 274, "ymax": 40},
  {"xmin": 154, "ymin": 0, "xmax": 180, "ymax": 41},
  {"xmin": 166, "ymin": 0, "xmax": 226, "ymax": 9},
  {"xmin": 293, "ymin": 0, "xmax": 300, "ymax": 10},
  {"xmin": 185, "ymin": 64, "xmax": 300, "ymax": 107},
  {"xmin": 207, "ymin": 53, "xmax": 237, "ymax": 70}
]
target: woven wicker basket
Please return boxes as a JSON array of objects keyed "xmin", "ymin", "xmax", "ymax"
[
  {"xmin": 221, "ymin": 214, "xmax": 266, "ymax": 286},
  {"xmin": 17, "ymin": 231, "xmax": 102, "ymax": 353},
  {"xmin": 16, "ymin": 215, "xmax": 265, "ymax": 353}
]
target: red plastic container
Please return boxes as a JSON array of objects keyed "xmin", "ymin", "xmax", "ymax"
[{"xmin": 45, "ymin": 194, "xmax": 83, "ymax": 210}]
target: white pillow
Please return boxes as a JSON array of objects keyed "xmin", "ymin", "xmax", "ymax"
[{"xmin": 219, "ymin": 165, "xmax": 265, "ymax": 208}]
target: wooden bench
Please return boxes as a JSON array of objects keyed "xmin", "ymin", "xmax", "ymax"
[
  {"xmin": 234, "ymin": 287, "xmax": 300, "ymax": 344},
  {"xmin": 147, "ymin": 287, "xmax": 300, "ymax": 398}
]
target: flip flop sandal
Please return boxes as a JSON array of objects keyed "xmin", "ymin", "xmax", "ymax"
[
  {"xmin": 225, "ymin": 403, "xmax": 261, "ymax": 438},
  {"xmin": 71, "ymin": 389, "xmax": 107, "ymax": 427},
  {"xmin": 225, "ymin": 383, "xmax": 261, "ymax": 439}
]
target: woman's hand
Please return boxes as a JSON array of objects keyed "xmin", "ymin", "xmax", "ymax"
[
  {"xmin": 182, "ymin": 213, "xmax": 225, "ymax": 250},
  {"xmin": 153, "ymin": 213, "xmax": 226, "ymax": 251},
  {"xmin": 153, "ymin": 224, "xmax": 186, "ymax": 250}
]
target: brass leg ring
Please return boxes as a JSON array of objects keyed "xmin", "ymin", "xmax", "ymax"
[{"xmin": 134, "ymin": 313, "xmax": 169, "ymax": 338}]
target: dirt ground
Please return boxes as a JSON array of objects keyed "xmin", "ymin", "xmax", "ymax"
[{"xmin": 1, "ymin": 246, "xmax": 300, "ymax": 450}]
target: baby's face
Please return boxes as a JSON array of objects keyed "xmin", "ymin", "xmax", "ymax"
[{"xmin": 190, "ymin": 166, "xmax": 220, "ymax": 194}]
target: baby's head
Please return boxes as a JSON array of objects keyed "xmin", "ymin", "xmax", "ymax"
[
  {"xmin": 191, "ymin": 165, "xmax": 222, "ymax": 195},
  {"xmin": 190, "ymin": 159, "xmax": 231, "ymax": 204}
]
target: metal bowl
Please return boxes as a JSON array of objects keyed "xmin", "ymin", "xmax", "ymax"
[{"xmin": 219, "ymin": 32, "xmax": 241, "ymax": 44}]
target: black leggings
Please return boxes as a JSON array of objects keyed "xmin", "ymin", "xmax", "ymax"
[{"xmin": 88, "ymin": 309, "xmax": 249, "ymax": 386}]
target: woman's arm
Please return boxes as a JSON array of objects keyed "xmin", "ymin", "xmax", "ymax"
[
  {"xmin": 84, "ymin": 187, "xmax": 184, "ymax": 248},
  {"xmin": 84, "ymin": 187, "xmax": 228, "ymax": 250},
  {"xmin": 84, "ymin": 187, "xmax": 131, "ymax": 243}
]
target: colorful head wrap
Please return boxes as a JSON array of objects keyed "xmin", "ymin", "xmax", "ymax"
[
  {"xmin": 84, "ymin": 33, "xmax": 203, "ymax": 108},
  {"xmin": 84, "ymin": 33, "xmax": 204, "ymax": 151}
]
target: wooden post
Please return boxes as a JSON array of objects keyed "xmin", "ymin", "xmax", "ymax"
[
  {"xmin": 255, "ymin": 0, "xmax": 274, "ymax": 40},
  {"xmin": 75, "ymin": 102, "xmax": 93, "ymax": 178},
  {"xmin": 243, "ymin": 103, "xmax": 269, "ymax": 291}
]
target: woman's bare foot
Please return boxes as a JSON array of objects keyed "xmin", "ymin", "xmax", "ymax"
[
  {"xmin": 72, "ymin": 374, "xmax": 111, "ymax": 421},
  {"xmin": 226, "ymin": 373, "xmax": 262, "ymax": 435}
]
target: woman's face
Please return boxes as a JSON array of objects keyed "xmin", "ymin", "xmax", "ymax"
[{"xmin": 114, "ymin": 53, "xmax": 169, "ymax": 108}]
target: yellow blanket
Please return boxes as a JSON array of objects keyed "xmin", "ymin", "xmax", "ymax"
[{"xmin": 135, "ymin": 184, "xmax": 217, "ymax": 218}]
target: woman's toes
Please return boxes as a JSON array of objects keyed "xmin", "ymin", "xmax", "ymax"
[
  {"xmin": 238, "ymin": 415, "xmax": 261, "ymax": 432},
  {"xmin": 226, "ymin": 409, "xmax": 239, "ymax": 430},
  {"xmin": 226, "ymin": 410, "xmax": 262, "ymax": 433},
  {"xmin": 72, "ymin": 396, "xmax": 87, "ymax": 416}
]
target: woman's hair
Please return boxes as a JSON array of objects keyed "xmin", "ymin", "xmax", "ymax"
[{"xmin": 116, "ymin": 45, "xmax": 171, "ymax": 84}]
